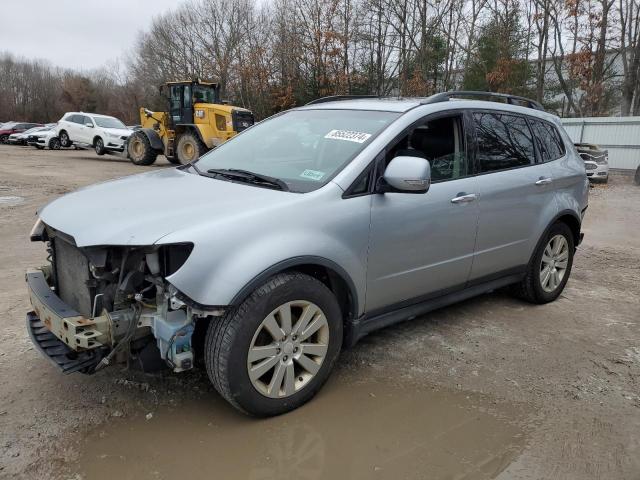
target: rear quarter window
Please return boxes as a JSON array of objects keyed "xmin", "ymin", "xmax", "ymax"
[{"xmin": 529, "ymin": 119, "xmax": 566, "ymax": 162}]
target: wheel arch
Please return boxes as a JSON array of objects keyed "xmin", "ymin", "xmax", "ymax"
[
  {"xmin": 175, "ymin": 124, "xmax": 206, "ymax": 145},
  {"xmin": 137, "ymin": 128, "xmax": 164, "ymax": 151},
  {"xmin": 229, "ymin": 256, "xmax": 359, "ymax": 345},
  {"xmin": 553, "ymin": 209, "xmax": 582, "ymax": 248}
]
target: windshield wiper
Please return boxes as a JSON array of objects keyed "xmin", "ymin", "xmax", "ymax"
[{"xmin": 206, "ymin": 168, "xmax": 289, "ymax": 191}]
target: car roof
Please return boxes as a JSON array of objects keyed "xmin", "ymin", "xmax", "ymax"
[{"xmin": 296, "ymin": 97, "xmax": 560, "ymax": 122}]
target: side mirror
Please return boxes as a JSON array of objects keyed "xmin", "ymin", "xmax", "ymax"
[
  {"xmin": 85, "ymin": 122, "xmax": 94, "ymax": 128},
  {"xmin": 381, "ymin": 156, "xmax": 431, "ymax": 193}
]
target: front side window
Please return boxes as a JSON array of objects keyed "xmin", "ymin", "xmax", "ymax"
[
  {"xmin": 474, "ymin": 112, "xmax": 535, "ymax": 172},
  {"xmin": 385, "ymin": 115, "xmax": 468, "ymax": 182},
  {"xmin": 195, "ymin": 109, "xmax": 399, "ymax": 192},
  {"xmin": 529, "ymin": 119, "xmax": 565, "ymax": 162}
]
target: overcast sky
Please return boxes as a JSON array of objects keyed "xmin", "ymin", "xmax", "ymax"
[{"xmin": 0, "ymin": 0, "xmax": 184, "ymax": 71}]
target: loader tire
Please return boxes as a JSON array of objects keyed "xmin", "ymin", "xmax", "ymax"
[
  {"xmin": 127, "ymin": 132, "xmax": 158, "ymax": 166},
  {"xmin": 176, "ymin": 133, "xmax": 207, "ymax": 164}
]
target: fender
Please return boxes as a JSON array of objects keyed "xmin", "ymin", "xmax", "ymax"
[
  {"xmin": 176, "ymin": 124, "xmax": 206, "ymax": 145},
  {"xmin": 138, "ymin": 128, "xmax": 164, "ymax": 151},
  {"xmin": 527, "ymin": 209, "xmax": 583, "ymax": 268},
  {"xmin": 230, "ymin": 255, "xmax": 359, "ymax": 316}
]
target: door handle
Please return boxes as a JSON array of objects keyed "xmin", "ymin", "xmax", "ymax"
[
  {"xmin": 535, "ymin": 177, "xmax": 553, "ymax": 186},
  {"xmin": 451, "ymin": 193, "xmax": 478, "ymax": 204}
]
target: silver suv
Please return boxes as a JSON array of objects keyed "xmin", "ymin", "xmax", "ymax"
[{"xmin": 26, "ymin": 92, "xmax": 588, "ymax": 416}]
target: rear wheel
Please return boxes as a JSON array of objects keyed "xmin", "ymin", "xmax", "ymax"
[
  {"xmin": 127, "ymin": 132, "xmax": 158, "ymax": 166},
  {"xmin": 94, "ymin": 137, "xmax": 105, "ymax": 155},
  {"xmin": 0, "ymin": 134, "xmax": 8, "ymax": 144},
  {"xmin": 205, "ymin": 272, "xmax": 343, "ymax": 416},
  {"xmin": 59, "ymin": 131, "xmax": 72, "ymax": 148},
  {"xmin": 512, "ymin": 222, "xmax": 575, "ymax": 304},
  {"xmin": 176, "ymin": 133, "xmax": 206, "ymax": 164}
]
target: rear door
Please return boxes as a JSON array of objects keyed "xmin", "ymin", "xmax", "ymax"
[{"xmin": 469, "ymin": 111, "xmax": 557, "ymax": 281}]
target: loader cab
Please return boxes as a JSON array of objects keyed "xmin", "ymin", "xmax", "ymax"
[{"xmin": 166, "ymin": 81, "xmax": 221, "ymax": 128}]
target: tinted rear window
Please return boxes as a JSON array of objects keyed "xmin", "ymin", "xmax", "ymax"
[
  {"xmin": 474, "ymin": 112, "xmax": 535, "ymax": 172},
  {"xmin": 529, "ymin": 119, "xmax": 565, "ymax": 162}
]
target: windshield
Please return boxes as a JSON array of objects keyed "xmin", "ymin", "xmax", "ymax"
[
  {"xmin": 94, "ymin": 116, "xmax": 126, "ymax": 129},
  {"xmin": 194, "ymin": 109, "xmax": 399, "ymax": 192}
]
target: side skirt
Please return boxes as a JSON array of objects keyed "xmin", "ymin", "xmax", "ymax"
[{"xmin": 346, "ymin": 270, "xmax": 525, "ymax": 346}]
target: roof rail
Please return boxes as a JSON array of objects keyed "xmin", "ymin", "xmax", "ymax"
[
  {"xmin": 306, "ymin": 95, "xmax": 378, "ymax": 105},
  {"xmin": 421, "ymin": 91, "xmax": 544, "ymax": 111}
]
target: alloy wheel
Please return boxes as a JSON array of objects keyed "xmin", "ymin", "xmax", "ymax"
[
  {"xmin": 540, "ymin": 234, "xmax": 569, "ymax": 293},
  {"xmin": 247, "ymin": 301, "xmax": 330, "ymax": 399}
]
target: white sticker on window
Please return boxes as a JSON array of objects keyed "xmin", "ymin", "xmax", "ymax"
[
  {"xmin": 300, "ymin": 169, "xmax": 326, "ymax": 181},
  {"xmin": 324, "ymin": 129, "xmax": 372, "ymax": 143}
]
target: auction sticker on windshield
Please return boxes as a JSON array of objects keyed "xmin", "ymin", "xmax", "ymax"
[
  {"xmin": 324, "ymin": 130, "xmax": 372, "ymax": 143},
  {"xmin": 300, "ymin": 169, "xmax": 326, "ymax": 181}
]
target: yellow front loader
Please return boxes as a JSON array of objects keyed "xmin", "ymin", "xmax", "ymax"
[{"xmin": 127, "ymin": 79, "xmax": 254, "ymax": 165}]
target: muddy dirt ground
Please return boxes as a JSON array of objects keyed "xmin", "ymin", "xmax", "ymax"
[{"xmin": 0, "ymin": 145, "xmax": 638, "ymax": 479}]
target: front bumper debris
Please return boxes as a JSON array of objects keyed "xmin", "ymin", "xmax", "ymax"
[
  {"xmin": 26, "ymin": 269, "xmax": 110, "ymax": 350},
  {"xmin": 26, "ymin": 311, "xmax": 102, "ymax": 374}
]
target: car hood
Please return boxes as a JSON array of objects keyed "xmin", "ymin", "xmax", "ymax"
[
  {"xmin": 38, "ymin": 168, "xmax": 299, "ymax": 247},
  {"xmin": 102, "ymin": 128, "xmax": 132, "ymax": 137}
]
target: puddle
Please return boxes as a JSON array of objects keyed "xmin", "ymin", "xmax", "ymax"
[
  {"xmin": 70, "ymin": 381, "xmax": 528, "ymax": 480},
  {"xmin": 0, "ymin": 195, "xmax": 24, "ymax": 206}
]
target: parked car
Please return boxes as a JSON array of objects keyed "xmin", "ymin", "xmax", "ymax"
[
  {"xmin": 0, "ymin": 122, "xmax": 42, "ymax": 144},
  {"xmin": 9, "ymin": 125, "xmax": 55, "ymax": 145},
  {"xmin": 26, "ymin": 92, "xmax": 588, "ymax": 416},
  {"xmin": 27, "ymin": 125, "xmax": 59, "ymax": 150},
  {"xmin": 56, "ymin": 112, "xmax": 133, "ymax": 155},
  {"xmin": 575, "ymin": 143, "xmax": 609, "ymax": 183}
]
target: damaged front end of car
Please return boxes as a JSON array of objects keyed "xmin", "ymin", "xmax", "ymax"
[{"xmin": 26, "ymin": 218, "xmax": 223, "ymax": 375}]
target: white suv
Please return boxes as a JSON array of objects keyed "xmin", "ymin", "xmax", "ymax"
[{"xmin": 56, "ymin": 112, "xmax": 133, "ymax": 155}]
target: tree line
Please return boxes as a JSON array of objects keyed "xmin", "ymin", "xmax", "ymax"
[{"xmin": 1, "ymin": 0, "xmax": 639, "ymax": 124}]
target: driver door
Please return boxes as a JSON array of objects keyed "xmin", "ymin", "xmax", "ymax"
[{"xmin": 366, "ymin": 113, "xmax": 480, "ymax": 313}]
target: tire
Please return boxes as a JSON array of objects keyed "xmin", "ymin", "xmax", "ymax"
[
  {"xmin": 58, "ymin": 131, "xmax": 72, "ymax": 148},
  {"xmin": 127, "ymin": 131, "xmax": 158, "ymax": 166},
  {"xmin": 205, "ymin": 272, "xmax": 343, "ymax": 416},
  {"xmin": 512, "ymin": 222, "xmax": 575, "ymax": 304},
  {"xmin": 176, "ymin": 132, "xmax": 207, "ymax": 164},
  {"xmin": 167, "ymin": 156, "xmax": 182, "ymax": 165},
  {"xmin": 49, "ymin": 138, "xmax": 61, "ymax": 150},
  {"xmin": 94, "ymin": 137, "xmax": 105, "ymax": 155},
  {"xmin": 0, "ymin": 135, "xmax": 8, "ymax": 144}
]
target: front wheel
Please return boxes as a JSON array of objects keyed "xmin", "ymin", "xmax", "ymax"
[
  {"xmin": 58, "ymin": 131, "xmax": 72, "ymax": 148},
  {"xmin": 0, "ymin": 135, "xmax": 8, "ymax": 144},
  {"xmin": 94, "ymin": 137, "xmax": 105, "ymax": 155},
  {"xmin": 205, "ymin": 272, "xmax": 343, "ymax": 416},
  {"xmin": 512, "ymin": 222, "xmax": 575, "ymax": 304},
  {"xmin": 127, "ymin": 132, "xmax": 158, "ymax": 166},
  {"xmin": 49, "ymin": 138, "xmax": 61, "ymax": 150}
]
